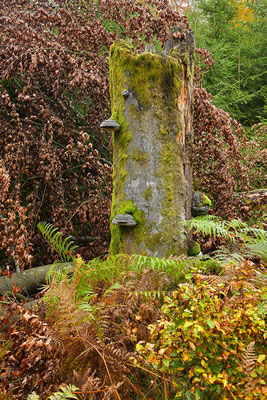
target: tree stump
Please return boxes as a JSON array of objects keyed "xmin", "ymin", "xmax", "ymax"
[{"xmin": 104, "ymin": 30, "xmax": 195, "ymax": 257}]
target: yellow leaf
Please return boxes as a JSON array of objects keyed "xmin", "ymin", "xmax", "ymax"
[
  {"xmin": 207, "ymin": 375, "xmax": 216, "ymax": 384},
  {"xmin": 222, "ymin": 370, "xmax": 228, "ymax": 387},
  {"xmin": 213, "ymin": 320, "xmax": 221, "ymax": 330},
  {"xmin": 182, "ymin": 352, "xmax": 189, "ymax": 362},
  {"xmin": 258, "ymin": 354, "xmax": 265, "ymax": 363}
]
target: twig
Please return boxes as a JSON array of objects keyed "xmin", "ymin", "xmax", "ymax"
[{"xmin": 163, "ymin": 373, "xmax": 168, "ymax": 400}]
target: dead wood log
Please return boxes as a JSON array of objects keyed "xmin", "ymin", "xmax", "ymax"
[{"xmin": 0, "ymin": 262, "xmax": 74, "ymax": 297}]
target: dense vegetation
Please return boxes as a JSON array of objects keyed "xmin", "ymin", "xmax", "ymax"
[
  {"xmin": 0, "ymin": 1, "xmax": 266, "ymax": 399},
  {"xmin": 1, "ymin": 220, "xmax": 266, "ymax": 398}
]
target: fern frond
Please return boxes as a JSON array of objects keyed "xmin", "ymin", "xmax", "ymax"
[
  {"xmin": 241, "ymin": 342, "xmax": 257, "ymax": 374},
  {"xmin": 242, "ymin": 239, "xmax": 267, "ymax": 264},
  {"xmin": 47, "ymin": 384, "xmax": 80, "ymax": 400},
  {"xmin": 45, "ymin": 260, "xmax": 74, "ymax": 284},
  {"xmin": 213, "ymin": 246, "xmax": 245, "ymax": 265},
  {"xmin": 196, "ymin": 274, "xmax": 224, "ymax": 287},
  {"xmin": 213, "ymin": 238, "xmax": 267, "ymax": 265},
  {"xmin": 131, "ymin": 254, "xmax": 167, "ymax": 272},
  {"xmin": 104, "ymin": 282, "xmax": 122, "ymax": 297},
  {"xmin": 257, "ymin": 299, "xmax": 267, "ymax": 318},
  {"xmin": 186, "ymin": 216, "xmax": 234, "ymax": 242},
  {"xmin": 130, "ymin": 254, "xmax": 185, "ymax": 274},
  {"xmin": 135, "ymin": 289, "xmax": 166, "ymax": 300},
  {"xmin": 38, "ymin": 222, "xmax": 77, "ymax": 263}
]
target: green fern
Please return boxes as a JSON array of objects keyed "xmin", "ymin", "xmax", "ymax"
[
  {"xmin": 186, "ymin": 215, "xmax": 234, "ymax": 241},
  {"xmin": 242, "ymin": 239, "xmax": 267, "ymax": 263},
  {"xmin": 185, "ymin": 216, "xmax": 267, "ymax": 263},
  {"xmin": 130, "ymin": 255, "xmax": 221, "ymax": 301},
  {"xmin": 37, "ymin": 222, "xmax": 77, "ymax": 263},
  {"xmin": 26, "ymin": 385, "xmax": 80, "ymax": 400},
  {"xmin": 45, "ymin": 262, "xmax": 74, "ymax": 284},
  {"xmin": 212, "ymin": 237, "xmax": 267, "ymax": 265},
  {"xmin": 213, "ymin": 247, "xmax": 245, "ymax": 264},
  {"xmin": 48, "ymin": 384, "xmax": 79, "ymax": 400},
  {"xmin": 130, "ymin": 254, "xmax": 189, "ymax": 277},
  {"xmin": 185, "ymin": 215, "xmax": 266, "ymax": 243}
]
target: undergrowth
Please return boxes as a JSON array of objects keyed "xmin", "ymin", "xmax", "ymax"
[
  {"xmin": 136, "ymin": 260, "xmax": 266, "ymax": 399},
  {"xmin": 1, "ymin": 219, "xmax": 266, "ymax": 399},
  {"xmin": 185, "ymin": 215, "xmax": 267, "ymax": 265}
]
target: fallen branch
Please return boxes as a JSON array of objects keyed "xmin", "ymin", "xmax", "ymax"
[{"xmin": 0, "ymin": 262, "xmax": 74, "ymax": 297}]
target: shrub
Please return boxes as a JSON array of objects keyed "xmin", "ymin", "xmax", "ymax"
[{"xmin": 136, "ymin": 262, "xmax": 266, "ymax": 399}]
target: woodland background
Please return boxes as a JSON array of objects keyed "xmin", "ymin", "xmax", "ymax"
[
  {"xmin": 0, "ymin": 1, "xmax": 266, "ymax": 400},
  {"xmin": 0, "ymin": 0, "xmax": 265, "ymax": 272}
]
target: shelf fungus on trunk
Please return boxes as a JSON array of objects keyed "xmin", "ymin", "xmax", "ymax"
[
  {"xmin": 112, "ymin": 214, "xmax": 137, "ymax": 227},
  {"xmin": 100, "ymin": 118, "xmax": 121, "ymax": 132}
]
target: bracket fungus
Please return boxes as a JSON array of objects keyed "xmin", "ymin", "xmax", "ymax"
[
  {"xmin": 100, "ymin": 118, "xmax": 121, "ymax": 132},
  {"xmin": 122, "ymin": 89, "xmax": 129, "ymax": 98},
  {"xmin": 112, "ymin": 214, "xmax": 137, "ymax": 227}
]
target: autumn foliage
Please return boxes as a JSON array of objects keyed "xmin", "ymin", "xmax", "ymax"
[
  {"xmin": 1, "ymin": 255, "xmax": 265, "ymax": 399},
  {"xmin": 0, "ymin": 0, "xmax": 264, "ymax": 270},
  {"xmin": 136, "ymin": 261, "xmax": 266, "ymax": 399}
]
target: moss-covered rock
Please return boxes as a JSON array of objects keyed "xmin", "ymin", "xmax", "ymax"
[
  {"xmin": 192, "ymin": 191, "xmax": 212, "ymax": 216},
  {"xmin": 188, "ymin": 240, "xmax": 201, "ymax": 257}
]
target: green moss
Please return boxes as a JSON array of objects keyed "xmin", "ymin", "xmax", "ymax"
[
  {"xmin": 142, "ymin": 187, "xmax": 152, "ymax": 201},
  {"xmin": 151, "ymin": 137, "xmax": 186, "ymax": 257},
  {"xmin": 201, "ymin": 193, "xmax": 212, "ymax": 206},
  {"xmin": 188, "ymin": 241, "xmax": 201, "ymax": 257},
  {"xmin": 110, "ymin": 40, "xmax": 183, "ymax": 109},
  {"xmin": 170, "ymin": 46, "xmax": 195, "ymax": 82},
  {"xmin": 198, "ymin": 193, "xmax": 212, "ymax": 207},
  {"xmin": 130, "ymin": 148, "xmax": 148, "ymax": 162},
  {"xmin": 109, "ymin": 41, "xmax": 135, "ymax": 256}
]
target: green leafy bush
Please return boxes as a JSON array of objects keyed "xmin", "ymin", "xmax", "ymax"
[{"xmin": 136, "ymin": 264, "xmax": 266, "ymax": 399}]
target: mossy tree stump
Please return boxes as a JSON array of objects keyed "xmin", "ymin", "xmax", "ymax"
[{"xmin": 107, "ymin": 31, "xmax": 195, "ymax": 258}]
